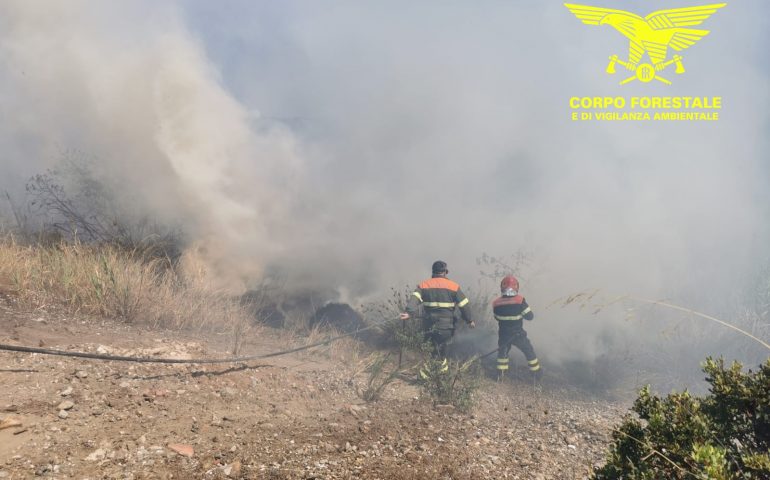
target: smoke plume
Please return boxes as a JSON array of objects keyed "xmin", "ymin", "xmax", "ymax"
[{"xmin": 1, "ymin": 1, "xmax": 768, "ymax": 377}]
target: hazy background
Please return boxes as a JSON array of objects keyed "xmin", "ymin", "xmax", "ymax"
[{"xmin": 1, "ymin": 1, "xmax": 768, "ymax": 384}]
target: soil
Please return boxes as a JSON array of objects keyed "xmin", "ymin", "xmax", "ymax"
[{"xmin": 0, "ymin": 299, "xmax": 627, "ymax": 479}]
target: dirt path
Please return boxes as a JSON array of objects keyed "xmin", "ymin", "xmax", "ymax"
[{"xmin": 0, "ymin": 306, "xmax": 626, "ymax": 479}]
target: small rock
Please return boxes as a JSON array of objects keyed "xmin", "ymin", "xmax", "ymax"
[
  {"xmin": 58, "ymin": 410, "xmax": 69, "ymax": 419},
  {"xmin": 119, "ymin": 382, "xmax": 130, "ymax": 388},
  {"xmin": 567, "ymin": 444, "xmax": 577, "ymax": 450},
  {"xmin": 57, "ymin": 401, "xmax": 74, "ymax": 411},
  {"xmin": 405, "ymin": 451, "xmax": 420, "ymax": 462},
  {"xmin": 348, "ymin": 404, "xmax": 367, "ymax": 418},
  {"xmin": 168, "ymin": 443, "xmax": 194, "ymax": 457},
  {"xmin": 0, "ymin": 417, "xmax": 23, "ymax": 431},
  {"xmin": 34, "ymin": 465, "xmax": 51, "ymax": 476},
  {"xmin": 221, "ymin": 387, "xmax": 237, "ymax": 397},
  {"xmin": 229, "ymin": 460, "xmax": 241, "ymax": 476},
  {"xmin": 85, "ymin": 448, "xmax": 106, "ymax": 462},
  {"xmin": 75, "ymin": 370, "xmax": 89, "ymax": 379},
  {"xmin": 60, "ymin": 387, "xmax": 73, "ymax": 397}
]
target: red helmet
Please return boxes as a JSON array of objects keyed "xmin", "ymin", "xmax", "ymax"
[{"xmin": 500, "ymin": 275, "xmax": 519, "ymax": 296}]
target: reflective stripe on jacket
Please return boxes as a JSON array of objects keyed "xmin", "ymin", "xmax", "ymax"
[
  {"xmin": 406, "ymin": 275, "xmax": 472, "ymax": 327},
  {"xmin": 492, "ymin": 295, "xmax": 533, "ymax": 325}
]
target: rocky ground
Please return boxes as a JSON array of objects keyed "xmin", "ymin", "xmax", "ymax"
[{"xmin": 0, "ymin": 300, "xmax": 628, "ymax": 479}]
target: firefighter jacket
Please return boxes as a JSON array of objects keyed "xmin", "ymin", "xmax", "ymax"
[
  {"xmin": 492, "ymin": 295, "xmax": 533, "ymax": 329},
  {"xmin": 406, "ymin": 275, "xmax": 472, "ymax": 330}
]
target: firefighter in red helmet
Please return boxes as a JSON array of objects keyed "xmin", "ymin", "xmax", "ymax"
[{"xmin": 493, "ymin": 275, "xmax": 541, "ymax": 380}]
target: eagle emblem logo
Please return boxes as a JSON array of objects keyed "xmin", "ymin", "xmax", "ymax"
[{"xmin": 564, "ymin": 3, "xmax": 726, "ymax": 85}]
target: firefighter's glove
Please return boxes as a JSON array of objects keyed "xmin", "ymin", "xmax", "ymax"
[{"xmin": 399, "ymin": 312, "xmax": 410, "ymax": 321}]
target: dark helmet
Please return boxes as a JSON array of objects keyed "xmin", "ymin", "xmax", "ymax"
[{"xmin": 431, "ymin": 260, "xmax": 448, "ymax": 275}]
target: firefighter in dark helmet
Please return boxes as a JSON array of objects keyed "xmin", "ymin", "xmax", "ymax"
[
  {"xmin": 400, "ymin": 261, "xmax": 475, "ymax": 362},
  {"xmin": 493, "ymin": 275, "xmax": 541, "ymax": 379}
]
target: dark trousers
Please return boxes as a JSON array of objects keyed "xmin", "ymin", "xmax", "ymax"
[
  {"xmin": 422, "ymin": 318, "xmax": 454, "ymax": 359},
  {"xmin": 497, "ymin": 323, "xmax": 540, "ymax": 372}
]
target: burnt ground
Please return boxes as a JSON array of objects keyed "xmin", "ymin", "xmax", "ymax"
[{"xmin": 0, "ymin": 299, "xmax": 628, "ymax": 479}]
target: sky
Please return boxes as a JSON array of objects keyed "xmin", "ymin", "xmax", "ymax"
[{"xmin": 0, "ymin": 1, "xmax": 768, "ymax": 370}]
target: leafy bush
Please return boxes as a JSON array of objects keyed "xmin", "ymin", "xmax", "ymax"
[
  {"xmin": 593, "ymin": 357, "xmax": 770, "ymax": 479},
  {"xmin": 418, "ymin": 356, "xmax": 481, "ymax": 412}
]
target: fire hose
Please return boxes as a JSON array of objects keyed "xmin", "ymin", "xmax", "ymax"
[
  {"xmin": 0, "ymin": 320, "xmax": 391, "ymax": 365},
  {"xmin": 0, "ymin": 318, "xmax": 500, "ymax": 367}
]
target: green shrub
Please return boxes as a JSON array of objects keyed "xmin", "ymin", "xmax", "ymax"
[
  {"xmin": 361, "ymin": 286, "xmax": 436, "ymax": 361},
  {"xmin": 358, "ymin": 353, "xmax": 399, "ymax": 402},
  {"xmin": 593, "ymin": 357, "xmax": 770, "ymax": 479},
  {"xmin": 418, "ymin": 356, "xmax": 481, "ymax": 413}
]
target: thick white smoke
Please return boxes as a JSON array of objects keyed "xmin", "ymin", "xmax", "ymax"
[
  {"xmin": 0, "ymin": 1, "xmax": 768, "ymax": 371},
  {"xmin": 0, "ymin": 1, "xmax": 304, "ymax": 288}
]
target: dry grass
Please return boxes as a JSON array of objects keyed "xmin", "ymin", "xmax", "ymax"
[
  {"xmin": 0, "ymin": 235, "xmax": 255, "ymax": 333},
  {"xmin": 276, "ymin": 313, "xmax": 363, "ymax": 364},
  {"xmin": 0, "ymin": 234, "xmax": 379, "ymax": 364}
]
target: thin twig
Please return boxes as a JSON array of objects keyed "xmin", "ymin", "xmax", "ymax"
[
  {"xmin": 551, "ymin": 292, "xmax": 770, "ymax": 352},
  {"xmin": 626, "ymin": 296, "xmax": 770, "ymax": 352}
]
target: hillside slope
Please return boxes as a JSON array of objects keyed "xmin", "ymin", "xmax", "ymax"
[{"xmin": 0, "ymin": 303, "xmax": 624, "ymax": 479}]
